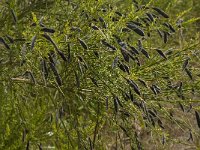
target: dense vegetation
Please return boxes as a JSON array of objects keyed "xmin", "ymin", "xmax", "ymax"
[{"xmin": 0, "ymin": 0, "xmax": 199, "ymax": 149}]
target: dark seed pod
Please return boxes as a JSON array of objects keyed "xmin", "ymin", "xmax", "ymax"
[
  {"xmin": 182, "ymin": 58, "xmax": 190, "ymax": 70},
  {"xmin": 155, "ymin": 49, "xmax": 167, "ymax": 59},
  {"xmin": 157, "ymin": 118, "xmax": 164, "ymax": 129},
  {"xmin": 78, "ymin": 61, "xmax": 83, "ymax": 74},
  {"xmin": 48, "ymin": 52, "xmax": 56, "ymax": 65},
  {"xmin": 91, "ymin": 25, "xmax": 99, "ymax": 30},
  {"xmin": 121, "ymin": 27, "xmax": 131, "ymax": 32},
  {"xmin": 24, "ymin": 71, "xmax": 36, "ymax": 84},
  {"xmin": 41, "ymin": 27, "xmax": 55, "ymax": 33},
  {"xmin": 123, "ymin": 63, "xmax": 130, "ymax": 74},
  {"xmin": 112, "ymin": 34, "xmax": 122, "ymax": 44},
  {"xmin": 150, "ymin": 85, "xmax": 157, "ymax": 95},
  {"xmin": 99, "ymin": 17, "xmax": 107, "ymax": 28},
  {"xmin": 118, "ymin": 62, "xmax": 126, "ymax": 73},
  {"xmin": 125, "ymin": 78, "xmax": 141, "ymax": 96},
  {"xmin": 57, "ymin": 49, "xmax": 67, "ymax": 61},
  {"xmin": 26, "ymin": 141, "xmax": 30, "ymax": 150},
  {"xmin": 148, "ymin": 110, "xmax": 157, "ymax": 118},
  {"xmin": 42, "ymin": 34, "xmax": 59, "ymax": 50},
  {"xmin": 49, "ymin": 62, "xmax": 62, "ymax": 86},
  {"xmin": 0, "ymin": 37, "xmax": 10, "ymax": 49},
  {"xmin": 112, "ymin": 56, "xmax": 119, "ymax": 69},
  {"xmin": 153, "ymin": 7, "xmax": 169, "ymax": 18},
  {"xmin": 128, "ymin": 45, "xmax": 139, "ymax": 55},
  {"xmin": 90, "ymin": 77, "xmax": 98, "ymax": 87},
  {"xmin": 88, "ymin": 137, "xmax": 93, "ymax": 150},
  {"xmin": 146, "ymin": 13, "xmax": 154, "ymax": 22},
  {"xmin": 101, "ymin": 39, "xmax": 116, "ymax": 51},
  {"xmin": 30, "ymin": 35, "xmax": 37, "ymax": 51},
  {"xmin": 126, "ymin": 23, "xmax": 145, "ymax": 36},
  {"xmin": 67, "ymin": 43, "xmax": 71, "ymax": 63},
  {"xmin": 195, "ymin": 111, "xmax": 200, "ymax": 128},
  {"xmin": 38, "ymin": 143, "xmax": 42, "ymax": 150},
  {"xmin": 138, "ymin": 78, "xmax": 147, "ymax": 88},
  {"xmin": 157, "ymin": 29, "xmax": 163, "ymax": 38},
  {"xmin": 187, "ymin": 130, "xmax": 193, "ymax": 141},
  {"xmin": 119, "ymin": 125, "xmax": 129, "ymax": 137},
  {"xmin": 113, "ymin": 96, "xmax": 119, "ymax": 113},
  {"xmin": 11, "ymin": 9, "xmax": 17, "ymax": 23},
  {"xmin": 115, "ymin": 11, "xmax": 122, "ymax": 16},
  {"xmin": 178, "ymin": 102, "xmax": 184, "ymax": 112},
  {"xmin": 168, "ymin": 23, "xmax": 176, "ymax": 32},
  {"xmin": 187, "ymin": 104, "xmax": 193, "ymax": 112},
  {"xmin": 78, "ymin": 38, "xmax": 88, "ymax": 50},
  {"xmin": 138, "ymin": 39, "xmax": 143, "ymax": 50},
  {"xmin": 162, "ymin": 135, "xmax": 166, "ymax": 145},
  {"xmin": 6, "ymin": 35, "xmax": 14, "ymax": 43},
  {"xmin": 41, "ymin": 59, "xmax": 48, "ymax": 79},
  {"xmin": 135, "ymin": 57, "xmax": 141, "ymax": 66},
  {"xmin": 127, "ymin": 52, "xmax": 136, "ymax": 61},
  {"xmin": 141, "ymin": 48, "xmax": 150, "ymax": 58},
  {"xmin": 185, "ymin": 68, "xmax": 193, "ymax": 80},
  {"xmin": 163, "ymin": 22, "xmax": 175, "ymax": 32},
  {"xmin": 121, "ymin": 48, "xmax": 129, "ymax": 62},
  {"xmin": 163, "ymin": 31, "xmax": 168, "ymax": 43},
  {"xmin": 106, "ymin": 96, "xmax": 108, "ymax": 110}
]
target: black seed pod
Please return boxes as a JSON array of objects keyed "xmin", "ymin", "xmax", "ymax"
[
  {"xmin": 41, "ymin": 27, "xmax": 55, "ymax": 33},
  {"xmin": 49, "ymin": 62, "xmax": 62, "ymax": 86},
  {"xmin": 6, "ymin": 35, "xmax": 14, "ymax": 43},
  {"xmin": 99, "ymin": 17, "xmax": 107, "ymax": 28},
  {"xmin": 101, "ymin": 39, "xmax": 116, "ymax": 51},
  {"xmin": 178, "ymin": 102, "xmax": 184, "ymax": 112},
  {"xmin": 126, "ymin": 23, "xmax": 145, "ymax": 36},
  {"xmin": 121, "ymin": 48, "xmax": 129, "ymax": 62},
  {"xmin": 30, "ymin": 35, "xmax": 37, "ymax": 51},
  {"xmin": 11, "ymin": 9, "xmax": 17, "ymax": 23},
  {"xmin": 153, "ymin": 7, "xmax": 169, "ymax": 18},
  {"xmin": 78, "ymin": 38, "xmax": 88, "ymax": 50},
  {"xmin": 125, "ymin": 78, "xmax": 141, "ymax": 96},
  {"xmin": 90, "ymin": 77, "xmax": 98, "ymax": 87},
  {"xmin": 121, "ymin": 28, "xmax": 131, "ymax": 32},
  {"xmin": 157, "ymin": 29, "xmax": 163, "ymax": 38},
  {"xmin": 195, "ymin": 111, "xmax": 200, "ymax": 128},
  {"xmin": 74, "ymin": 70, "xmax": 80, "ymax": 88},
  {"xmin": 138, "ymin": 78, "xmax": 147, "ymax": 88},
  {"xmin": 113, "ymin": 96, "xmax": 119, "ymax": 113},
  {"xmin": 128, "ymin": 45, "xmax": 139, "ymax": 55},
  {"xmin": 91, "ymin": 25, "xmax": 99, "ymax": 30},
  {"xmin": 112, "ymin": 56, "xmax": 119, "ymax": 69},
  {"xmin": 67, "ymin": 43, "xmax": 71, "ymax": 63},
  {"xmin": 163, "ymin": 31, "xmax": 168, "ymax": 43},
  {"xmin": 0, "ymin": 37, "xmax": 10, "ymax": 49},
  {"xmin": 41, "ymin": 59, "xmax": 48, "ymax": 79},
  {"xmin": 156, "ymin": 49, "xmax": 167, "ymax": 59},
  {"xmin": 141, "ymin": 48, "xmax": 150, "ymax": 58},
  {"xmin": 26, "ymin": 141, "xmax": 30, "ymax": 150},
  {"xmin": 157, "ymin": 118, "xmax": 164, "ymax": 129},
  {"xmin": 115, "ymin": 11, "xmax": 122, "ymax": 16},
  {"xmin": 182, "ymin": 58, "xmax": 190, "ymax": 70},
  {"xmin": 187, "ymin": 130, "xmax": 193, "ymax": 141},
  {"xmin": 185, "ymin": 68, "xmax": 193, "ymax": 80},
  {"xmin": 146, "ymin": 13, "xmax": 154, "ymax": 22},
  {"xmin": 57, "ymin": 49, "xmax": 67, "ymax": 61},
  {"xmin": 118, "ymin": 62, "xmax": 126, "ymax": 72},
  {"xmin": 42, "ymin": 34, "xmax": 58, "ymax": 49}
]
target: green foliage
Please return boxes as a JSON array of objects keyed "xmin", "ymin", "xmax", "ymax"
[{"xmin": 0, "ymin": 0, "xmax": 200, "ymax": 149}]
